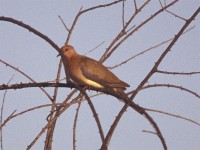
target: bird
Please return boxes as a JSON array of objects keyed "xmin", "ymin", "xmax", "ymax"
[
  {"xmin": 58, "ymin": 45, "xmax": 130, "ymax": 96},
  {"xmin": 57, "ymin": 45, "xmax": 144, "ymax": 112}
]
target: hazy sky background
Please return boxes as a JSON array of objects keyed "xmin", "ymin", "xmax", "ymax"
[{"xmin": 0, "ymin": 0, "xmax": 200, "ymax": 150}]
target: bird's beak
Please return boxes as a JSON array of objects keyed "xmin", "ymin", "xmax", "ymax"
[{"xmin": 57, "ymin": 53, "xmax": 61, "ymax": 57}]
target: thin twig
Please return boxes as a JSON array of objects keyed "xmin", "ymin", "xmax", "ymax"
[
  {"xmin": 44, "ymin": 77, "xmax": 66, "ymax": 83},
  {"xmin": 0, "ymin": 110, "xmax": 16, "ymax": 129},
  {"xmin": 165, "ymin": 10, "xmax": 187, "ymax": 21},
  {"xmin": 83, "ymin": 41, "xmax": 105, "ymax": 55},
  {"xmin": 133, "ymin": 0, "xmax": 138, "ymax": 12},
  {"xmin": 53, "ymin": 59, "xmax": 63, "ymax": 102},
  {"xmin": 145, "ymin": 108, "xmax": 200, "ymax": 126},
  {"xmin": 108, "ymin": 25, "xmax": 195, "ymax": 69},
  {"xmin": 159, "ymin": 0, "xmax": 186, "ymax": 21},
  {"xmin": 0, "ymin": 103, "xmax": 64, "ymax": 129},
  {"xmin": 158, "ymin": 0, "xmax": 163, "ymax": 8},
  {"xmin": 157, "ymin": 70, "xmax": 200, "ymax": 75},
  {"xmin": 122, "ymin": 0, "xmax": 125, "ymax": 28},
  {"xmin": 58, "ymin": 15, "xmax": 70, "ymax": 32},
  {"xmin": 44, "ymin": 59, "xmax": 63, "ymax": 150},
  {"xmin": 0, "ymin": 75, "xmax": 14, "ymax": 150},
  {"xmin": 0, "ymin": 82, "xmax": 70, "ymax": 90},
  {"xmin": 0, "ymin": 16, "xmax": 59, "ymax": 51},
  {"xmin": 101, "ymin": 5, "xmax": 199, "ymax": 150},
  {"xmin": 27, "ymin": 81, "xmax": 104, "ymax": 149},
  {"xmin": 101, "ymin": 0, "xmax": 179, "ymax": 62},
  {"xmin": 100, "ymin": 0, "xmax": 151, "ymax": 63},
  {"xmin": 142, "ymin": 130, "xmax": 157, "ymax": 135},
  {"xmin": 71, "ymin": 83, "xmax": 105, "ymax": 143},
  {"xmin": 80, "ymin": 0, "xmax": 123, "ymax": 14},
  {"xmin": 73, "ymin": 102, "xmax": 82, "ymax": 150},
  {"xmin": 66, "ymin": 0, "xmax": 123, "ymax": 44},
  {"xmin": 141, "ymin": 84, "xmax": 200, "ymax": 99},
  {"xmin": 0, "ymin": 59, "xmax": 53, "ymax": 101},
  {"xmin": 27, "ymin": 98, "xmax": 81, "ymax": 150}
]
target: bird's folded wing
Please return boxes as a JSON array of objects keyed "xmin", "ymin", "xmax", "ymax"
[{"xmin": 80, "ymin": 56, "xmax": 129, "ymax": 89}]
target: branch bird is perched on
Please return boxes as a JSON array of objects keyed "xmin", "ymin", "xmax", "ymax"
[{"xmin": 58, "ymin": 45, "xmax": 130, "ymax": 95}]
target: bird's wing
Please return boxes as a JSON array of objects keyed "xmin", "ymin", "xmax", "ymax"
[{"xmin": 80, "ymin": 56, "xmax": 129, "ymax": 89}]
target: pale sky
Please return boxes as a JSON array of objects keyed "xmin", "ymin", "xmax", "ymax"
[{"xmin": 0, "ymin": 0, "xmax": 200, "ymax": 150}]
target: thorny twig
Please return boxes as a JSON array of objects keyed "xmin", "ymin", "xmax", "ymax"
[
  {"xmin": 73, "ymin": 102, "xmax": 82, "ymax": 150},
  {"xmin": 145, "ymin": 108, "xmax": 200, "ymax": 126},
  {"xmin": 44, "ymin": 59, "xmax": 63, "ymax": 150},
  {"xmin": 0, "ymin": 17, "xmax": 60, "ymax": 51},
  {"xmin": 101, "ymin": 5, "xmax": 200, "ymax": 150},
  {"xmin": 108, "ymin": 25, "xmax": 195, "ymax": 69},
  {"xmin": 141, "ymin": 84, "xmax": 200, "ymax": 99},
  {"xmin": 0, "ymin": 59, "xmax": 53, "ymax": 101},
  {"xmin": 0, "ymin": 75, "xmax": 14, "ymax": 150},
  {"xmin": 156, "ymin": 70, "xmax": 200, "ymax": 75}
]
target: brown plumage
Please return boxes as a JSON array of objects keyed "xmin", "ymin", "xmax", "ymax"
[
  {"xmin": 58, "ymin": 45, "xmax": 143, "ymax": 112},
  {"xmin": 58, "ymin": 45, "xmax": 130, "ymax": 94}
]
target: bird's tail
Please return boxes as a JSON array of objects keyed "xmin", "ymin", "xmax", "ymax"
[{"xmin": 116, "ymin": 88, "xmax": 143, "ymax": 114}]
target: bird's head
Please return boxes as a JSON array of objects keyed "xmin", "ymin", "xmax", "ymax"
[{"xmin": 57, "ymin": 45, "xmax": 77, "ymax": 59}]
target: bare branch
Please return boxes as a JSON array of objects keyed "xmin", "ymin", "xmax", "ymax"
[
  {"xmin": 1, "ymin": 3, "xmax": 199, "ymax": 149},
  {"xmin": 133, "ymin": 0, "xmax": 138, "ymax": 12},
  {"xmin": 142, "ymin": 130, "xmax": 157, "ymax": 135},
  {"xmin": 101, "ymin": 5, "xmax": 200, "ymax": 150},
  {"xmin": 0, "ymin": 59, "xmax": 53, "ymax": 101},
  {"xmin": 165, "ymin": 10, "xmax": 187, "ymax": 21},
  {"xmin": 101, "ymin": 101, "xmax": 163, "ymax": 150},
  {"xmin": 0, "ymin": 16, "xmax": 60, "ymax": 52},
  {"xmin": 122, "ymin": 0, "xmax": 125, "ymax": 28},
  {"xmin": 27, "ymin": 81, "xmax": 105, "ymax": 149},
  {"xmin": 158, "ymin": 0, "xmax": 164, "ymax": 8},
  {"xmin": 145, "ymin": 108, "xmax": 200, "ymax": 126},
  {"xmin": 53, "ymin": 59, "xmax": 63, "ymax": 102},
  {"xmin": 58, "ymin": 15, "xmax": 70, "ymax": 32},
  {"xmin": 108, "ymin": 25, "xmax": 195, "ymax": 69},
  {"xmin": 80, "ymin": 0, "xmax": 123, "ymax": 14},
  {"xmin": 72, "ymin": 84, "xmax": 105, "ymax": 143},
  {"xmin": 141, "ymin": 84, "xmax": 200, "ymax": 99},
  {"xmin": 157, "ymin": 70, "xmax": 200, "ymax": 75},
  {"xmin": 65, "ymin": 0, "xmax": 123, "ymax": 44},
  {"xmin": 0, "ymin": 103, "xmax": 64, "ymax": 129},
  {"xmin": 65, "ymin": 7, "xmax": 83, "ymax": 44},
  {"xmin": 101, "ymin": 0, "xmax": 179, "ymax": 62},
  {"xmin": 0, "ymin": 82, "xmax": 122, "ymax": 101},
  {"xmin": 44, "ymin": 59, "xmax": 63, "ymax": 150},
  {"xmin": 0, "ymin": 75, "xmax": 14, "ymax": 149},
  {"xmin": 135, "ymin": 5, "xmax": 199, "ymax": 91},
  {"xmin": 100, "ymin": 0, "xmax": 151, "ymax": 62},
  {"xmin": 73, "ymin": 102, "xmax": 82, "ymax": 150},
  {"xmin": 0, "ymin": 82, "xmax": 71, "ymax": 91},
  {"xmin": 27, "ymin": 99, "xmax": 81, "ymax": 149},
  {"xmin": 0, "ymin": 110, "xmax": 16, "ymax": 129},
  {"xmin": 83, "ymin": 41, "xmax": 105, "ymax": 55}
]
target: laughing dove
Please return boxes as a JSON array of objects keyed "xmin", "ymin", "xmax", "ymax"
[{"xmin": 58, "ymin": 45, "xmax": 130, "ymax": 95}]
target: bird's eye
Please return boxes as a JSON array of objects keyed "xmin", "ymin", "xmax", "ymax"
[{"xmin": 65, "ymin": 48, "xmax": 69, "ymax": 51}]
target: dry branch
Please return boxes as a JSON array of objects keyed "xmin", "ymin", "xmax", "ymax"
[
  {"xmin": 44, "ymin": 59, "xmax": 63, "ymax": 150},
  {"xmin": 0, "ymin": 16, "xmax": 60, "ymax": 51},
  {"xmin": 145, "ymin": 108, "xmax": 200, "ymax": 126},
  {"xmin": 156, "ymin": 70, "xmax": 200, "ymax": 75},
  {"xmin": 101, "ymin": 0, "xmax": 179, "ymax": 63},
  {"xmin": 73, "ymin": 102, "xmax": 82, "ymax": 150},
  {"xmin": 141, "ymin": 84, "xmax": 200, "ymax": 99},
  {"xmin": 101, "ymin": 5, "xmax": 200, "ymax": 150},
  {"xmin": 0, "ymin": 59, "xmax": 53, "ymax": 101},
  {"xmin": 65, "ymin": 0, "xmax": 123, "ymax": 44}
]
